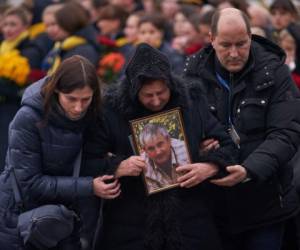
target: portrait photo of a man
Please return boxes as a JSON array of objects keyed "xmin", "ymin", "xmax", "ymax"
[{"xmin": 139, "ymin": 123, "xmax": 190, "ymax": 194}]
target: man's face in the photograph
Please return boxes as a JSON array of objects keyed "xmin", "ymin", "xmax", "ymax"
[{"xmin": 143, "ymin": 133, "xmax": 172, "ymax": 166}]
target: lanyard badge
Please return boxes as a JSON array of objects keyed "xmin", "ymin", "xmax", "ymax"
[{"xmin": 228, "ymin": 124, "xmax": 240, "ymax": 149}]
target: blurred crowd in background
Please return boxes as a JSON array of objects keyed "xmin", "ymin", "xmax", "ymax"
[{"xmin": 0, "ymin": 0, "xmax": 300, "ymax": 180}]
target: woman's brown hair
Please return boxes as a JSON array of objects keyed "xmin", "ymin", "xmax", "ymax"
[
  {"xmin": 41, "ymin": 55, "xmax": 101, "ymax": 121},
  {"xmin": 97, "ymin": 4, "xmax": 129, "ymax": 29},
  {"xmin": 138, "ymin": 13, "xmax": 167, "ymax": 32},
  {"xmin": 55, "ymin": 2, "xmax": 89, "ymax": 34}
]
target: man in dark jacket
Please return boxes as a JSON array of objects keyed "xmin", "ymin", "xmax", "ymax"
[
  {"xmin": 184, "ymin": 7, "xmax": 300, "ymax": 250},
  {"xmin": 84, "ymin": 43, "xmax": 238, "ymax": 250}
]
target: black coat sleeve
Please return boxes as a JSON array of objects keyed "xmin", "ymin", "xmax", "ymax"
[
  {"xmin": 242, "ymin": 64, "xmax": 300, "ymax": 181},
  {"xmin": 82, "ymin": 111, "xmax": 128, "ymax": 177},
  {"xmin": 196, "ymin": 96, "xmax": 239, "ymax": 169}
]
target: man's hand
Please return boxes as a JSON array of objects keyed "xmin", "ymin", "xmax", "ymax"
[
  {"xmin": 176, "ymin": 163, "xmax": 219, "ymax": 188},
  {"xmin": 93, "ymin": 175, "xmax": 121, "ymax": 199},
  {"xmin": 200, "ymin": 138, "xmax": 220, "ymax": 154},
  {"xmin": 210, "ymin": 165, "xmax": 247, "ymax": 187},
  {"xmin": 115, "ymin": 156, "xmax": 146, "ymax": 178}
]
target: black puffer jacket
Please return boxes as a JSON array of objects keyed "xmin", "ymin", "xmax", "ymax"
[
  {"xmin": 84, "ymin": 43, "xmax": 238, "ymax": 250},
  {"xmin": 184, "ymin": 35, "xmax": 300, "ymax": 233},
  {"xmin": 0, "ymin": 78, "xmax": 95, "ymax": 250}
]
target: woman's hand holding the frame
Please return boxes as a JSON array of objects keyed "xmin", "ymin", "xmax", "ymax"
[
  {"xmin": 93, "ymin": 175, "xmax": 121, "ymax": 199},
  {"xmin": 115, "ymin": 156, "xmax": 146, "ymax": 178}
]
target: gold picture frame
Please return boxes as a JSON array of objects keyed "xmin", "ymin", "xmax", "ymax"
[{"xmin": 130, "ymin": 108, "xmax": 191, "ymax": 195}]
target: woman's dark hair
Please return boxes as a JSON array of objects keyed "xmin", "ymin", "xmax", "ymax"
[
  {"xmin": 270, "ymin": 0, "xmax": 299, "ymax": 19},
  {"xmin": 55, "ymin": 2, "xmax": 89, "ymax": 34},
  {"xmin": 41, "ymin": 55, "xmax": 101, "ymax": 121},
  {"xmin": 97, "ymin": 4, "xmax": 129, "ymax": 29},
  {"xmin": 138, "ymin": 13, "xmax": 167, "ymax": 32}
]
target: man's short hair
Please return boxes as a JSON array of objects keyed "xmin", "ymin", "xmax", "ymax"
[
  {"xmin": 140, "ymin": 123, "xmax": 170, "ymax": 148},
  {"xmin": 211, "ymin": 8, "xmax": 251, "ymax": 37}
]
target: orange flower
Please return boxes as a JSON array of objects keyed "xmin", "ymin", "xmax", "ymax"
[
  {"xmin": 99, "ymin": 52, "xmax": 125, "ymax": 73},
  {"xmin": 98, "ymin": 52, "xmax": 125, "ymax": 84}
]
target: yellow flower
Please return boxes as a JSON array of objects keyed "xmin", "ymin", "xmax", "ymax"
[{"xmin": 0, "ymin": 49, "xmax": 30, "ymax": 86}]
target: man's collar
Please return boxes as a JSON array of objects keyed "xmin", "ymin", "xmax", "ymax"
[
  {"xmin": 214, "ymin": 54, "xmax": 253, "ymax": 83},
  {"xmin": 214, "ymin": 56, "xmax": 230, "ymax": 81}
]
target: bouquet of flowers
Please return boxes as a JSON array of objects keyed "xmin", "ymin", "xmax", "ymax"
[
  {"xmin": 0, "ymin": 50, "xmax": 31, "ymax": 99},
  {"xmin": 98, "ymin": 52, "xmax": 125, "ymax": 84},
  {"xmin": 0, "ymin": 50, "xmax": 30, "ymax": 86}
]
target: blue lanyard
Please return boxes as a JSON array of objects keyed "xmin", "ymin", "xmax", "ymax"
[
  {"xmin": 216, "ymin": 73, "xmax": 230, "ymax": 91},
  {"xmin": 216, "ymin": 73, "xmax": 232, "ymax": 125}
]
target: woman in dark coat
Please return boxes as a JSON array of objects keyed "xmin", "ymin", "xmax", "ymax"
[
  {"xmin": 0, "ymin": 55, "xmax": 120, "ymax": 250},
  {"xmin": 84, "ymin": 43, "xmax": 238, "ymax": 250}
]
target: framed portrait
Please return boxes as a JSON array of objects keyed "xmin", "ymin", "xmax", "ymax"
[{"xmin": 130, "ymin": 108, "xmax": 191, "ymax": 195}]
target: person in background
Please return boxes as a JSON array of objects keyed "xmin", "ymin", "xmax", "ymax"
[
  {"xmin": 89, "ymin": 0, "xmax": 109, "ymax": 25},
  {"xmin": 41, "ymin": 3, "xmax": 63, "ymax": 42},
  {"xmin": 21, "ymin": 0, "xmax": 56, "ymax": 39},
  {"xmin": 172, "ymin": 4, "xmax": 203, "ymax": 56},
  {"xmin": 247, "ymin": 3, "xmax": 272, "ymax": 39},
  {"xmin": 160, "ymin": 0, "xmax": 179, "ymax": 21},
  {"xmin": 198, "ymin": 8, "xmax": 215, "ymax": 46},
  {"xmin": 184, "ymin": 7, "xmax": 300, "ymax": 250},
  {"xmin": 41, "ymin": 1, "xmax": 100, "ymax": 75},
  {"xmin": 0, "ymin": 55, "xmax": 121, "ymax": 250},
  {"xmin": 159, "ymin": 0, "xmax": 179, "ymax": 42},
  {"xmin": 78, "ymin": 0, "xmax": 100, "ymax": 23},
  {"xmin": 278, "ymin": 29, "xmax": 300, "ymax": 89},
  {"xmin": 270, "ymin": 3, "xmax": 300, "ymax": 249},
  {"xmin": 19, "ymin": 3, "xmax": 61, "ymax": 82},
  {"xmin": 137, "ymin": 13, "xmax": 185, "ymax": 74},
  {"xmin": 0, "ymin": 6, "xmax": 32, "ymax": 173},
  {"xmin": 95, "ymin": 4, "xmax": 128, "ymax": 84},
  {"xmin": 142, "ymin": 0, "xmax": 160, "ymax": 14},
  {"xmin": 122, "ymin": 10, "xmax": 144, "ymax": 58},
  {"xmin": 96, "ymin": 4, "xmax": 128, "ymax": 42},
  {"xmin": 0, "ymin": 3, "xmax": 11, "ymax": 42},
  {"xmin": 270, "ymin": 0, "xmax": 300, "ymax": 44},
  {"xmin": 124, "ymin": 11, "xmax": 144, "ymax": 46}
]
